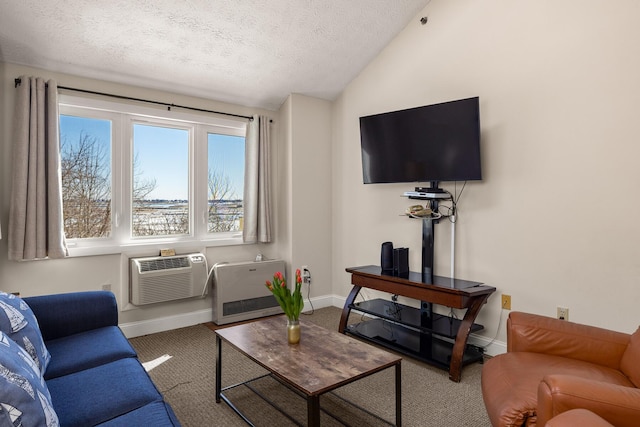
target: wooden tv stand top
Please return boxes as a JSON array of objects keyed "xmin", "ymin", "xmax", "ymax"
[{"xmin": 345, "ymin": 265, "xmax": 495, "ymax": 308}]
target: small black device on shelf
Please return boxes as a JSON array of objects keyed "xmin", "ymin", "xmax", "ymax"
[
  {"xmin": 393, "ymin": 247, "xmax": 409, "ymax": 278},
  {"xmin": 380, "ymin": 242, "xmax": 409, "ymax": 278},
  {"xmin": 380, "ymin": 242, "xmax": 394, "ymax": 274}
]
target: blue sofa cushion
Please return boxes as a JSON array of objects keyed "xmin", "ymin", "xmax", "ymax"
[
  {"xmin": 0, "ymin": 292, "xmax": 51, "ymax": 374},
  {"xmin": 47, "ymin": 357, "xmax": 163, "ymax": 426},
  {"xmin": 0, "ymin": 331, "xmax": 59, "ymax": 426},
  {"xmin": 95, "ymin": 401, "xmax": 181, "ymax": 426},
  {"xmin": 44, "ymin": 326, "xmax": 137, "ymax": 380},
  {"xmin": 24, "ymin": 291, "xmax": 118, "ymax": 341}
]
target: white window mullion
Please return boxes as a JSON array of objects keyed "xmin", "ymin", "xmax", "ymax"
[
  {"xmin": 187, "ymin": 123, "xmax": 197, "ymax": 238},
  {"xmin": 193, "ymin": 124, "xmax": 207, "ymax": 239},
  {"xmin": 113, "ymin": 115, "xmax": 133, "ymax": 245}
]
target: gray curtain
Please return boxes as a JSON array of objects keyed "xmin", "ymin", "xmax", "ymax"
[
  {"xmin": 8, "ymin": 76, "xmax": 68, "ymax": 260},
  {"xmin": 243, "ymin": 115, "xmax": 272, "ymax": 243}
]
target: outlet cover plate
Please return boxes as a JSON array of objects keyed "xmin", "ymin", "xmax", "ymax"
[
  {"xmin": 501, "ymin": 294, "xmax": 511, "ymax": 310},
  {"xmin": 557, "ymin": 306, "xmax": 569, "ymax": 320}
]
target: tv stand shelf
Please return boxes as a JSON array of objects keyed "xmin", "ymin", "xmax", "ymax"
[
  {"xmin": 349, "ymin": 299, "xmax": 484, "ymax": 339},
  {"xmin": 345, "ymin": 320, "xmax": 484, "ymax": 371},
  {"xmin": 340, "ymin": 266, "xmax": 496, "ymax": 382}
]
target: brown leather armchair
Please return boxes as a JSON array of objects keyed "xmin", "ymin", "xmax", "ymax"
[{"xmin": 481, "ymin": 311, "xmax": 640, "ymax": 426}]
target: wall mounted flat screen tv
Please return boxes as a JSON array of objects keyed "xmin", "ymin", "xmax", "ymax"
[{"xmin": 359, "ymin": 97, "xmax": 482, "ymax": 185}]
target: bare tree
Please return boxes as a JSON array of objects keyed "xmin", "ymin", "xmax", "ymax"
[
  {"xmin": 131, "ymin": 153, "xmax": 180, "ymax": 236},
  {"xmin": 132, "ymin": 152, "xmax": 157, "ymax": 203},
  {"xmin": 61, "ymin": 132, "xmax": 111, "ymax": 238},
  {"xmin": 208, "ymin": 168, "xmax": 242, "ymax": 233},
  {"xmin": 61, "ymin": 133, "xmax": 168, "ymax": 238},
  {"xmin": 61, "ymin": 134, "xmax": 239, "ymax": 238}
]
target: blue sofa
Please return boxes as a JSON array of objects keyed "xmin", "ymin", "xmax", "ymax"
[{"xmin": 20, "ymin": 291, "xmax": 181, "ymax": 426}]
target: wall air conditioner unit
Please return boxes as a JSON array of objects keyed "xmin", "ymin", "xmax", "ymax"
[
  {"xmin": 130, "ymin": 253, "xmax": 207, "ymax": 306},
  {"xmin": 212, "ymin": 259, "xmax": 285, "ymax": 325}
]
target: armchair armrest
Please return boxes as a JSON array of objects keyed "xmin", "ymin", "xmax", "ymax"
[
  {"xmin": 546, "ymin": 409, "xmax": 614, "ymax": 427},
  {"xmin": 537, "ymin": 374, "xmax": 640, "ymax": 427},
  {"xmin": 507, "ymin": 312, "xmax": 630, "ymax": 369},
  {"xmin": 24, "ymin": 291, "xmax": 119, "ymax": 341}
]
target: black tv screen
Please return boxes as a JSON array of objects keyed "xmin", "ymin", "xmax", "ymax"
[{"xmin": 359, "ymin": 97, "xmax": 482, "ymax": 184}]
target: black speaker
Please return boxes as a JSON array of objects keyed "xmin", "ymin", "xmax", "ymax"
[
  {"xmin": 393, "ymin": 247, "xmax": 409, "ymax": 278},
  {"xmin": 381, "ymin": 242, "xmax": 394, "ymax": 274}
]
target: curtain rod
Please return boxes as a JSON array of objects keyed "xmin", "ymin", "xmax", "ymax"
[{"xmin": 14, "ymin": 77, "xmax": 254, "ymax": 121}]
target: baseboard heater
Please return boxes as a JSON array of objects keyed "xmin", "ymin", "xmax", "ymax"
[{"xmin": 212, "ymin": 259, "xmax": 285, "ymax": 325}]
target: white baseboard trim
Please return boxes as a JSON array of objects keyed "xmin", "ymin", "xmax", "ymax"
[
  {"xmin": 120, "ymin": 293, "xmax": 507, "ymax": 356},
  {"xmin": 121, "ymin": 295, "xmax": 336, "ymax": 338},
  {"xmin": 120, "ymin": 308, "xmax": 214, "ymax": 338},
  {"xmin": 468, "ymin": 334, "xmax": 506, "ymax": 357},
  {"xmin": 302, "ymin": 295, "xmax": 336, "ymax": 312}
]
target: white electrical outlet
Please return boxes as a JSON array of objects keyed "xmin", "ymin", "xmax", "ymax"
[
  {"xmin": 301, "ymin": 265, "xmax": 311, "ymax": 285},
  {"xmin": 557, "ymin": 306, "xmax": 569, "ymax": 321}
]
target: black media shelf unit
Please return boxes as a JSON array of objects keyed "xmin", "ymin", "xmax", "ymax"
[
  {"xmin": 341, "ymin": 266, "xmax": 496, "ymax": 381},
  {"xmin": 345, "ymin": 298, "xmax": 485, "ymax": 370}
]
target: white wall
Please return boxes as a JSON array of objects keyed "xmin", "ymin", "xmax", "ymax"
[
  {"xmin": 332, "ymin": 0, "xmax": 640, "ymax": 346},
  {"xmin": 0, "ymin": 62, "xmax": 284, "ymax": 335},
  {"xmin": 277, "ymin": 94, "xmax": 333, "ymax": 311},
  {"xmin": 288, "ymin": 94, "xmax": 333, "ymax": 305}
]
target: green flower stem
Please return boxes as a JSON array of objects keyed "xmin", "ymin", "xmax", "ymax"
[{"xmin": 266, "ymin": 270, "xmax": 304, "ymax": 321}]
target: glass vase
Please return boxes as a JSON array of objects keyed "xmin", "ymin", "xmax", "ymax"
[{"xmin": 287, "ymin": 319, "xmax": 300, "ymax": 344}]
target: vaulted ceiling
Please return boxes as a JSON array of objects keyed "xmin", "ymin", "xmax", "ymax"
[{"xmin": 0, "ymin": 1, "xmax": 430, "ymax": 110}]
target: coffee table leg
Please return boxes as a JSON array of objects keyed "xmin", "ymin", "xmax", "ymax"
[
  {"xmin": 216, "ymin": 335, "xmax": 222, "ymax": 403},
  {"xmin": 396, "ymin": 362, "xmax": 402, "ymax": 426},
  {"xmin": 308, "ymin": 395, "xmax": 320, "ymax": 427}
]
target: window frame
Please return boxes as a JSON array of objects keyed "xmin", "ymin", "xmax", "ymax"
[{"xmin": 59, "ymin": 94, "xmax": 247, "ymax": 257}]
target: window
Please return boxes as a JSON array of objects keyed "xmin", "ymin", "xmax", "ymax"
[
  {"xmin": 58, "ymin": 95, "xmax": 246, "ymax": 256},
  {"xmin": 59, "ymin": 114, "xmax": 112, "ymax": 239},
  {"xmin": 207, "ymin": 133, "xmax": 245, "ymax": 233},
  {"xmin": 132, "ymin": 123, "xmax": 190, "ymax": 237}
]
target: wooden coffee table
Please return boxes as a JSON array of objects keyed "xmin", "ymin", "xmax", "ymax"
[{"xmin": 215, "ymin": 316, "xmax": 402, "ymax": 426}]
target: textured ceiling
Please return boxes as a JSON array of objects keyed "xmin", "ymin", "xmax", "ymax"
[{"xmin": 0, "ymin": 0, "xmax": 430, "ymax": 110}]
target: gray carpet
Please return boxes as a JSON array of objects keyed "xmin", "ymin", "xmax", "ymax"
[{"xmin": 129, "ymin": 307, "xmax": 491, "ymax": 426}]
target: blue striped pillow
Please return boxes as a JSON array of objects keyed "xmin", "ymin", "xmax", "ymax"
[
  {"xmin": 0, "ymin": 331, "xmax": 58, "ymax": 426},
  {"xmin": 0, "ymin": 292, "xmax": 51, "ymax": 374}
]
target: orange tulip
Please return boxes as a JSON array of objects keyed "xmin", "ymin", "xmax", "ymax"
[{"xmin": 266, "ymin": 270, "xmax": 304, "ymax": 321}]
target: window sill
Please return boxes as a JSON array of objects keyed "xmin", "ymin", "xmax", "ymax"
[{"xmin": 65, "ymin": 234, "xmax": 245, "ymax": 258}]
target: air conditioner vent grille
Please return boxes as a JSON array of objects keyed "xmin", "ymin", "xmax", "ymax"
[
  {"xmin": 130, "ymin": 253, "xmax": 207, "ymax": 305},
  {"xmin": 139, "ymin": 257, "xmax": 190, "ymax": 272}
]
